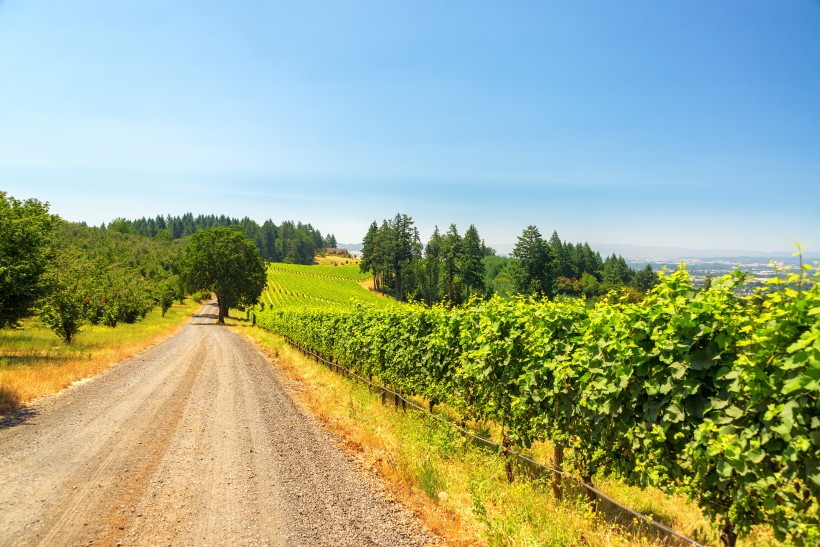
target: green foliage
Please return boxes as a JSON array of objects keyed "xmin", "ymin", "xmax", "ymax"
[
  {"xmin": 158, "ymin": 278, "xmax": 178, "ymax": 317},
  {"xmin": 193, "ymin": 289, "xmax": 212, "ymax": 303},
  {"xmin": 0, "ymin": 192, "xmax": 60, "ymax": 328},
  {"xmin": 633, "ymin": 264, "xmax": 660, "ymax": 293},
  {"xmin": 687, "ymin": 268, "xmax": 820, "ymax": 542},
  {"xmin": 112, "ymin": 213, "xmax": 329, "ymax": 264},
  {"xmin": 34, "ymin": 223, "xmax": 185, "ymax": 340},
  {"xmin": 361, "ymin": 217, "xmax": 493, "ymax": 305},
  {"xmin": 55, "ymin": 223, "xmax": 179, "ymax": 328},
  {"xmin": 38, "ymin": 249, "xmax": 88, "ymax": 343},
  {"xmin": 579, "ymin": 271, "xmax": 600, "ymax": 297},
  {"xmin": 257, "ymin": 263, "xmax": 820, "ymax": 543},
  {"xmin": 360, "ymin": 219, "xmax": 644, "ymax": 305},
  {"xmin": 512, "ymin": 225, "xmax": 554, "ymax": 296},
  {"xmin": 359, "ymin": 214, "xmax": 422, "ymax": 301},
  {"xmin": 182, "ymin": 227, "xmax": 266, "ymax": 323},
  {"xmin": 439, "ymin": 224, "xmax": 463, "ymax": 304},
  {"xmin": 484, "ymin": 255, "xmax": 516, "ymax": 299}
]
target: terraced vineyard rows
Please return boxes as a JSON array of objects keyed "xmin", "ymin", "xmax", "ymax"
[
  {"xmin": 268, "ymin": 263, "xmax": 372, "ymax": 282},
  {"xmin": 263, "ymin": 263, "xmax": 389, "ymax": 310}
]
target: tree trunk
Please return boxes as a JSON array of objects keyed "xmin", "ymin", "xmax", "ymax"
[
  {"xmin": 216, "ymin": 295, "xmax": 226, "ymax": 324},
  {"xmin": 720, "ymin": 523, "xmax": 737, "ymax": 547}
]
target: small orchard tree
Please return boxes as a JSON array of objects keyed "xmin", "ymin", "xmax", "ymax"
[
  {"xmin": 181, "ymin": 227, "xmax": 265, "ymax": 324},
  {"xmin": 158, "ymin": 277, "xmax": 178, "ymax": 317},
  {"xmin": 39, "ymin": 279, "xmax": 86, "ymax": 344},
  {"xmin": 39, "ymin": 249, "xmax": 89, "ymax": 344}
]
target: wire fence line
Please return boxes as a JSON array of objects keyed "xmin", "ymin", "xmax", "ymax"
[{"xmin": 283, "ymin": 336, "xmax": 706, "ymax": 547}]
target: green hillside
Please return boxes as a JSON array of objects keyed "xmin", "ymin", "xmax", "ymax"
[{"xmin": 262, "ymin": 263, "xmax": 391, "ymax": 310}]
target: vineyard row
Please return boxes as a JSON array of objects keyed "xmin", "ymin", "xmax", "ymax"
[{"xmin": 256, "ymin": 267, "xmax": 819, "ymax": 544}]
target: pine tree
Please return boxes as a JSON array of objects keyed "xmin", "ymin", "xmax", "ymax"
[
  {"xmin": 633, "ymin": 264, "xmax": 659, "ymax": 293},
  {"xmin": 460, "ymin": 224, "xmax": 485, "ymax": 297},
  {"xmin": 548, "ymin": 230, "xmax": 570, "ymax": 280},
  {"xmin": 439, "ymin": 224, "xmax": 462, "ymax": 305},
  {"xmin": 423, "ymin": 227, "xmax": 443, "ymax": 305},
  {"xmin": 390, "ymin": 213, "xmax": 416, "ymax": 301},
  {"xmin": 360, "ymin": 221, "xmax": 379, "ymax": 276},
  {"xmin": 511, "ymin": 225, "xmax": 553, "ymax": 296}
]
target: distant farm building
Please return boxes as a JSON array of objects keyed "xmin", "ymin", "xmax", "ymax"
[{"xmin": 325, "ymin": 247, "xmax": 351, "ymax": 257}]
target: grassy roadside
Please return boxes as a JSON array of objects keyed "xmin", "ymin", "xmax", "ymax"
[
  {"xmin": 0, "ymin": 298, "xmax": 202, "ymax": 414},
  {"xmin": 232, "ymin": 319, "xmax": 779, "ymax": 546}
]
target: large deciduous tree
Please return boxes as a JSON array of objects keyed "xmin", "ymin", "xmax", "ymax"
[
  {"xmin": 181, "ymin": 227, "xmax": 265, "ymax": 324},
  {"xmin": 0, "ymin": 192, "xmax": 59, "ymax": 328}
]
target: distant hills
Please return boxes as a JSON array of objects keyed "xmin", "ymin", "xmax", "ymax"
[
  {"xmin": 589, "ymin": 243, "xmax": 819, "ymax": 264},
  {"xmin": 340, "ymin": 242, "xmax": 818, "ymax": 266},
  {"xmin": 337, "ymin": 243, "xmax": 364, "ymax": 252}
]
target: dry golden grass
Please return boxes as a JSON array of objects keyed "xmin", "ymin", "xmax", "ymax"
[
  {"xmin": 233, "ymin": 321, "xmax": 783, "ymax": 547},
  {"xmin": 0, "ymin": 299, "xmax": 202, "ymax": 414},
  {"xmin": 315, "ymin": 254, "xmax": 360, "ymax": 266},
  {"xmin": 358, "ymin": 277, "xmax": 381, "ymax": 294}
]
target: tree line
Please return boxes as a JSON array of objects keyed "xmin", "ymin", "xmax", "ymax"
[
  {"xmin": 108, "ymin": 213, "xmax": 336, "ymax": 265},
  {"xmin": 360, "ymin": 215, "xmax": 493, "ymax": 305},
  {"xmin": 1, "ymin": 192, "xmax": 266, "ymax": 341},
  {"xmin": 360, "ymin": 214, "xmax": 658, "ymax": 305}
]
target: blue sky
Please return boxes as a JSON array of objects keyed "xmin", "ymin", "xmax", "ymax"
[{"xmin": 1, "ymin": 1, "xmax": 818, "ymax": 253}]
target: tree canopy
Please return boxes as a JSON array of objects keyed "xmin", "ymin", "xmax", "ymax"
[
  {"xmin": 0, "ymin": 192, "xmax": 59, "ymax": 328},
  {"xmin": 511, "ymin": 225, "xmax": 554, "ymax": 296},
  {"xmin": 360, "ymin": 216, "xmax": 490, "ymax": 305},
  {"xmin": 181, "ymin": 227, "xmax": 265, "ymax": 323},
  {"xmin": 114, "ymin": 213, "xmax": 332, "ymax": 265}
]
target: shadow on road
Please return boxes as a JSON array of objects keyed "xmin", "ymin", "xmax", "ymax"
[
  {"xmin": 193, "ymin": 302, "xmax": 219, "ymax": 323},
  {"xmin": 193, "ymin": 312, "xmax": 219, "ymax": 320},
  {"xmin": 192, "ymin": 302, "xmax": 244, "ymax": 327},
  {"xmin": 0, "ymin": 405, "xmax": 39, "ymax": 431}
]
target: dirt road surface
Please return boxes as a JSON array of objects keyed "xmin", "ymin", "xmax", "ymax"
[{"xmin": 0, "ymin": 303, "xmax": 436, "ymax": 546}]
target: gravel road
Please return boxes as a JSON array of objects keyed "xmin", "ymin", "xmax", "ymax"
[{"xmin": 0, "ymin": 302, "xmax": 436, "ymax": 546}]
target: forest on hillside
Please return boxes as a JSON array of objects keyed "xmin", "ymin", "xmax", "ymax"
[
  {"xmin": 109, "ymin": 214, "xmax": 336, "ymax": 265},
  {"xmin": 359, "ymin": 213, "xmax": 659, "ymax": 305}
]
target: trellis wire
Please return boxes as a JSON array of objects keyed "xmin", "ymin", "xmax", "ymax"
[{"xmin": 284, "ymin": 336, "xmax": 706, "ymax": 547}]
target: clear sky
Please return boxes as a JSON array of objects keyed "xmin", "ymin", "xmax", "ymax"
[{"xmin": 1, "ymin": 0, "xmax": 818, "ymax": 253}]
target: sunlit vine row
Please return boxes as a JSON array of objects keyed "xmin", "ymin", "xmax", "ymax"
[
  {"xmin": 263, "ymin": 263, "xmax": 389, "ymax": 310},
  {"xmin": 256, "ymin": 265, "xmax": 819, "ymax": 543},
  {"xmin": 268, "ymin": 262, "xmax": 372, "ymax": 282}
]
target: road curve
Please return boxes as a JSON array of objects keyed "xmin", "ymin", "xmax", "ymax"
[{"xmin": 0, "ymin": 302, "xmax": 435, "ymax": 546}]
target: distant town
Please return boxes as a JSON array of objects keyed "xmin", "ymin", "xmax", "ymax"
[{"xmin": 628, "ymin": 255, "xmax": 813, "ymax": 292}]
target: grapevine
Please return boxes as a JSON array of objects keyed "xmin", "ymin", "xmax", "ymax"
[{"xmin": 256, "ymin": 264, "xmax": 820, "ymax": 544}]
